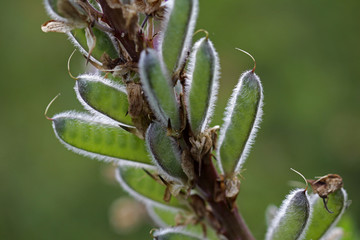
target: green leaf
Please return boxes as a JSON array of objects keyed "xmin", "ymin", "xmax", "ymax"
[
  {"xmin": 265, "ymin": 189, "xmax": 310, "ymax": 240},
  {"xmin": 153, "ymin": 228, "xmax": 204, "ymax": 240},
  {"xmin": 161, "ymin": 0, "xmax": 198, "ymax": 74},
  {"xmin": 116, "ymin": 166, "xmax": 186, "ymax": 209},
  {"xmin": 51, "ymin": 112, "xmax": 152, "ymax": 167},
  {"xmin": 304, "ymin": 188, "xmax": 348, "ymax": 240},
  {"xmin": 69, "ymin": 26, "xmax": 119, "ymax": 63},
  {"xmin": 75, "ymin": 74, "xmax": 133, "ymax": 127},
  {"xmin": 139, "ymin": 49, "xmax": 180, "ymax": 129},
  {"xmin": 186, "ymin": 37, "xmax": 219, "ymax": 134},
  {"xmin": 146, "ymin": 122, "xmax": 187, "ymax": 183},
  {"xmin": 217, "ymin": 70, "xmax": 263, "ymax": 177}
]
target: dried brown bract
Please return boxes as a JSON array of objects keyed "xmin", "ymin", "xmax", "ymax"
[
  {"xmin": 307, "ymin": 174, "xmax": 343, "ymax": 199},
  {"xmin": 307, "ymin": 174, "xmax": 343, "ymax": 213},
  {"xmin": 135, "ymin": 0, "xmax": 163, "ymax": 16}
]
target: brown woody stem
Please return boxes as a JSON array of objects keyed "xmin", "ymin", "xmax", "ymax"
[{"xmin": 195, "ymin": 153, "xmax": 255, "ymax": 240}]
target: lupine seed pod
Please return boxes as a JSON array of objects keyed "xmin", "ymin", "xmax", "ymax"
[
  {"xmin": 69, "ymin": 27, "xmax": 120, "ymax": 63},
  {"xmin": 44, "ymin": 0, "xmax": 120, "ymax": 65},
  {"xmin": 74, "ymin": 74, "xmax": 133, "ymax": 127},
  {"xmin": 265, "ymin": 189, "xmax": 311, "ymax": 240},
  {"xmin": 304, "ymin": 188, "xmax": 348, "ymax": 240},
  {"xmin": 217, "ymin": 70, "xmax": 263, "ymax": 177},
  {"xmin": 147, "ymin": 204, "xmax": 218, "ymax": 240},
  {"xmin": 152, "ymin": 227, "xmax": 205, "ymax": 240},
  {"xmin": 116, "ymin": 165, "xmax": 186, "ymax": 210},
  {"xmin": 50, "ymin": 111, "xmax": 152, "ymax": 167},
  {"xmin": 186, "ymin": 37, "xmax": 219, "ymax": 134},
  {"xmin": 139, "ymin": 49, "xmax": 181, "ymax": 129},
  {"xmin": 146, "ymin": 122, "xmax": 187, "ymax": 184},
  {"xmin": 160, "ymin": 0, "xmax": 198, "ymax": 75}
]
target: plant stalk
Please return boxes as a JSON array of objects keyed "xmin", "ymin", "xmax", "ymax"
[{"xmin": 195, "ymin": 153, "xmax": 255, "ymax": 240}]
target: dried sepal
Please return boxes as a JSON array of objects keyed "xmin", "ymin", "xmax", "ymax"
[
  {"xmin": 134, "ymin": 0, "xmax": 163, "ymax": 15},
  {"xmin": 265, "ymin": 189, "xmax": 311, "ymax": 240},
  {"xmin": 41, "ymin": 20, "xmax": 77, "ymax": 33},
  {"xmin": 186, "ymin": 37, "xmax": 219, "ymax": 134},
  {"xmin": 307, "ymin": 174, "xmax": 343, "ymax": 199},
  {"xmin": 217, "ymin": 70, "xmax": 263, "ymax": 177}
]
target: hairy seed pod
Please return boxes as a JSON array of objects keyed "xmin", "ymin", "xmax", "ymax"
[
  {"xmin": 153, "ymin": 227, "xmax": 204, "ymax": 240},
  {"xmin": 265, "ymin": 189, "xmax": 311, "ymax": 240},
  {"xmin": 186, "ymin": 37, "xmax": 219, "ymax": 134},
  {"xmin": 304, "ymin": 188, "xmax": 348, "ymax": 240},
  {"xmin": 50, "ymin": 111, "xmax": 151, "ymax": 167},
  {"xmin": 217, "ymin": 70, "xmax": 263, "ymax": 177},
  {"xmin": 139, "ymin": 49, "xmax": 181, "ymax": 129},
  {"xmin": 160, "ymin": 0, "xmax": 198, "ymax": 75},
  {"xmin": 74, "ymin": 74, "xmax": 133, "ymax": 127},
  {"xmin": 116, "ymin": 165, "xmax": 186, "ymax": 210},
  {"xmin": 146, "ymin": 122, "xmax": 187, "ymax": 184}
]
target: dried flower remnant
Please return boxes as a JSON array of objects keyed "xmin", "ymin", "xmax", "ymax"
[{"xmin": 307, "ymin": 174, "xmax": 343, "ymax": 213}]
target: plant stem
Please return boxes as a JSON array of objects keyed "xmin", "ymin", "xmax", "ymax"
[{"xmin": 195, "ymin": 153, "xmax": 255, "ymax": 240}]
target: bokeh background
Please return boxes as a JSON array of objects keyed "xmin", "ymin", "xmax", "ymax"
[{"xmin": 1, "ymin": 0, "xmax": 359, "ymax": 239}]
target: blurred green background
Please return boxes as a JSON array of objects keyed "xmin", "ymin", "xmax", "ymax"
[{"xmin": 0, "ymin": 0, "xmax": 359, "ymax": 239}]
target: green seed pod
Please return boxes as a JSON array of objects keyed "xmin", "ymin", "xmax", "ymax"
[
  {"xmin": 44, "ymin": 0, "xmax": 119, "ymax": 65},
  {"xmin": 146, "ymin": 122, "xmax": 187, "ymax": 183},
  {"xmin": 153, "ymin": 227, "xmax": 204, "ymax": 240},
  {"xmin": 186, "ymin": 37, "xmax": 219, "ymax": 134},
  {"xmin": 51, "ymin": 111, "xmax": 152, "ymax": 167},
  {"xmin": 74, "ymin": 74, "xmax": 133, "ymax": 127},
  {"xmin": 304, "ymin": 188, "xmax": 348, "ymax": 240},
  {"xmin": 265, "ymin": 189, "xmax": 311, "ymax": 240},
  {"xmin": 160, "ymin": 0, "xmax": 198, "ymax": 75},
  {"xmin": 217, "ymin": 70, "xmax": 263, "ymax": 177},
  {"xmin": 69, "ymin": 26, "xmax": 120, "ymax": 65},
  {"xmin": 116, "ymin": 165, "xmax": 186, "ymax": 210},
  {"xmin": 147, "ymin": 204, "xmax": 218, "ymax": 240},
  {"xmin": 44, "ymin": 0, "xmax": 70, "ymax": 21},
  {"xmin": 139, "ymin": 49, "xmax": 180, "ymax": 129}
]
